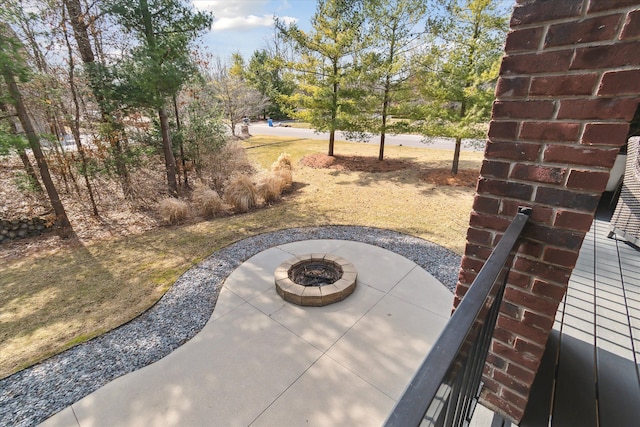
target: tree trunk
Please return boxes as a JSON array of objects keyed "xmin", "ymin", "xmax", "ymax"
[
  {"xmin": 329, "ymin": 130, "xmax": 335, "ymax": 156},
  {"xmin": 173, "ymin": 94, "xmax": 188, "ymax": 187},
  {"xmin": 0, "ymin": 102, "xmax": 43, "ymax": 192},
  {"xmin": 159, "ymin": 107, "xmax": 178, "ymax": 196},
  {"xmin": 2, "ymin": 66, "xmax": 74, "ymax": 238},
  {"xmin": 64, "ymin": 0, "xmax": 132, "ymax": 199},
  {"xmin": 62, "ymin": 12, "xmax": 99, "ymax": 215},
  {"xmin": 452, "ymin": 137, "xmax": 462, "ymax": 175}
]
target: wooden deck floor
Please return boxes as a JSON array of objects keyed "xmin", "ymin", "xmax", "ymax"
[{"xmin": 521, "ymin": 213, "xmax": 640, "ymax": 427}]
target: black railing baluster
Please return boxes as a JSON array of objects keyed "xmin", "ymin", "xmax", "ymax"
[{"xmin": 384, "ymin": 207, "xmax": 531, "ymax": 427}]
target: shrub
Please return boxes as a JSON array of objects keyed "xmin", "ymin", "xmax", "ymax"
[
  {"xmin": 257, "ymin": 172, "xmax": 287, "ymax": 203},
  {"xmin": 158, "ymin": 198, "xmax": 189, "ymax": 224},
  {"xmin": 271, "ymin": 152, "xmax": 292, "ymax": 172},
  {"xmin": 192, "ymin": 185, "xmax": 223, "ymax": 218},
  {"xmin": 275, "ymin": 168, "xmax": 293, "ymax": 191},
  {"xmin": 224, "ymin": 174, "xmax": 258, "ymax": 213},
  {"xmin": 206, "ymin": 142, "xmax": 255, "ymax": 192}
]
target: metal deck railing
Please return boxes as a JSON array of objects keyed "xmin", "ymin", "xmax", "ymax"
[{"xmin": 385, "ymin": 207, "xmax": 531, "ymax": 427}]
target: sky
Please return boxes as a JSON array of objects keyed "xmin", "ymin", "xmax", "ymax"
[{"xmin": 192, "ymin": 0, "xmax": 317, "ymax": 60}]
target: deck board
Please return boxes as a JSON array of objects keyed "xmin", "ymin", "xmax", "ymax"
[{"xmin": 521, "ymin": 217, "xmax": 640, "ymax": 427}]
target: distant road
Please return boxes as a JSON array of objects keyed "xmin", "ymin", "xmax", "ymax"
[{"xmin": 245, "ymin": 121, "xmax": 485, "ymax": 152}]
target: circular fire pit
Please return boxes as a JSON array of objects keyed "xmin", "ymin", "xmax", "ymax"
[{"xmin": 274, "ymin": 254, "xmax": 357, "ymax": 306}]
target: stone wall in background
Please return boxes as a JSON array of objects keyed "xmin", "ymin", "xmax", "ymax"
[{"xmin": 0, "ymin": 217, "xmax": 53, "ymax": 244}]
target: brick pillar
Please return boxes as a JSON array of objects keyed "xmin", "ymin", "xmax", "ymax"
[{"xmin": 455, "ymin": 0, "xmax": 640, "ymax": 422}]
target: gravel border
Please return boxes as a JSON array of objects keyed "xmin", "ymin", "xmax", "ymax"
[{"xmin": 0, "ymin": 226, "xmax": 461, "ymax": 427}]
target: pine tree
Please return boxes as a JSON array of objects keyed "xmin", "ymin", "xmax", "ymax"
[{"xmin": 276, "ymin": 0, "xmax": 364, "ymax": 156}]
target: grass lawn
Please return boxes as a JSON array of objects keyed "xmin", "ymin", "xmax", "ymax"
[{"xmin": 0, "ymin": 136, "xmax": 482, "ymax": 379}]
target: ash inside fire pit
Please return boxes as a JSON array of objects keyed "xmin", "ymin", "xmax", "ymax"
[{"xmin": 289, "ymin": 261, "xmax": 342, "ymax": 286}]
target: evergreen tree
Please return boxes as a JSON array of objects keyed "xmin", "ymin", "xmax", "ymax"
[
  {"xmin": 416, "ymin": 0, "xmax": 508, "ymax": 174},
  {"xmin": 106, "ymin": 0, "xmax": 212, "ymax": 196},
  {"xmin": 357, "ymin": 0, "xmax": 427, "ymax": 160},
  {"xmin": 276, "ymin": 0, "xmax": 364, "ymax": 156}
]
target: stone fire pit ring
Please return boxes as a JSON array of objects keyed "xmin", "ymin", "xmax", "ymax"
[{"xmin": 274, "ymin": 254, "xmax": 357, "ymax": 306}]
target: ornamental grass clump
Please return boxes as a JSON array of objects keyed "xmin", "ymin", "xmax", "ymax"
[
  {"xmin": 257, "ymin": 172, "xmax": 287, "ymax": 203},
  {"xmin": 158, "ymin": 198, "xmax": 189, "ymax": 224},
  {"xmin": 271, "ymin": 152, "xmax": 292, "ymax": 172},
  {"xmin": 191, "ymin": 185, "xmax": 223, "ymax": 218},
  {"xmin": 224, "ymin": 174, "xmax": 258, "ymax": 213}
]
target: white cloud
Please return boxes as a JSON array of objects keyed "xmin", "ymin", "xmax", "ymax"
[{"xmin": 193, "ymin": 1, "xmax": 297, "ymax": 31}]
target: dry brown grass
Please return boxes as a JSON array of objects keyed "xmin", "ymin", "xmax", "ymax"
[
  {"xmin": 223, "ymin": 174, "xmax": 258, "ymax": 213},
  {"xmin": 0, "ymin": 135, "xmax": 483, "ymax": 379},
  {"xmin": 205, "ymin": 141, "xmax": 255, "ymax": 192},
  {"xmin": 271, "ymin": 152, "xmax": 292, "ymax": 171},
  {"xmin": 256, "ymin": 172, "xmax": 287, "ymax": 203},
  {"xmin": 191, "ymin": 185, "xmax": 223, "ymax": 218},
  {"xmin": 158, "ymin": 198, "xmax": 189, "ymax": 224}
]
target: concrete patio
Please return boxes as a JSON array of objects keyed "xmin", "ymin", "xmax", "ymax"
[{"xmin": 39, "ymin": 239, "xmax": 493, "ymax": 426}]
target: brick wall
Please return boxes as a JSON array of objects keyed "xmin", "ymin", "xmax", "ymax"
[{"xmin": 455, "ymin": 0, "xmax": 640, "ymax": 422}]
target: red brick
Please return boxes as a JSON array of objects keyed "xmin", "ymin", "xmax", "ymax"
[
  {"xmin": 531, "ymin": 279, "xmax": 568, "ymax": 301},
  {"xmin": 522, "ymin": 309, "xmax": 555, "ymax": 331},
  {"xmin": 557, "ymin": 98, "xmax": 639, "ymax": 121},
  {"xmin": 482, "ymin": 375, "xmax": 501, "ymax": 394},
  {"xmin": 473, "ymin": 195, "xmax": 501, "ymax": 214},
  {"xmin": 453, "ymin": 294, "xmax": 462, "ymax": 309},
  {"xmin": 485, "ymin": 141, "xmax": 542, "ymax": 162},
  {"xmin": 599, "ymin": 69, "xmax": 640, "ymax": 96},
  {"xmin": 506, "ymin": 362, "xmax": 536, "ymax": 385},
  {"xmin": 491, "ymin": 338, "xmax": 540, "ymax": 371},
  {"xmin": 554, "ymin": 209, "xmax": 595, "ymax": 231},
  {"xmin": 511, "ymin": 1, "xmax": 583, "ymax": 26},
  {"xmin": 501, "ymin": 301, "xmax": 522, "ymax": 320},
  {"xmin": 514, "ymin": 256, "xmax": 573, "ymax": 284},
  {"xmin": 519, "ymin": 121, "xmax": 581, "ymax": 142},
  {"xmin": 542, "ymin": 247, "xmax": 580, "ymax": 268},
  {"xmin": 514, "ymin": 337, "xmax": 545, "ymax": 359},
  {"xmin": 510, "ymin": 164, "xmax": 566, "ymax": 184},
  {"xmin": 571, "ymin": 42, "xmax": 640, "ymax": 70},
  {"xmin": 467, "ymin": 227, "xmax": 493, "ymax": 246},
  {"xmin": 470, "ymin": 212, "xmax": 512, "ymax": 233},
  {"xmin": 488, "ymin": 120, "xmax": 520, "ymax": 139},
  {"xmin": 621, "ymin": 10, "xmax": 640, "ymax": 40},
  {"xmin": 481, "ymin": 160, "xmax": 511, "ymax": 179},
  {"xmin": 535, "ymin": 186, "xmax": 601, "ymax": 212},
  {"xmin": 505, "ymin": 27, "xmax": 543, "ymax": 53},
  {"xmin": 507, "ymin": 270, "xmax": 532, "ymax": 289},
  {"xmin": 482, "ymin": 390, "xmax": 525, "ymax": 423},
  {"xmin": 504, "ymin": 287, "xmax": 559, "ymax": 316},
  {"xmin": 566, "ymin": 169, "xmax": 611, "ymax": 191},
  {"xmin": 588, "ymin": 0, "xmax": 640, "ymax": 13},
  {"xmin": 477, "ymin": 178, "xmax": 534, "ymax": 200},
  {"xmin": 501, "ymin": 51, "xmax": 574, "ymax": 75},
  {"xmin": 497, "ymin": 314, "xmax": 549, "ymax": 344},
  {"xmin": 543, "ymin": 144, "xmax": 620, "ymax": 168},
  {"xmin": 519, "ymin": 240, "xmax": 544, "ymax": 258},
  {"xmin": 465, "ymin": 243, "xmax": 493, "ymax": 260},
  {"xmin": 501, "ymin": 387, "xmax": 528, "ymax": 409},
  {"xmin": 499, "ymin": 200, "xmax": 553, "ymax": 224},
  {"xmin": 545, "ymin": 15, "xmax": 623, "ymax": 47},
  {"xmin": 459, "ymin": 268, "xmax": 477, "ymax": 285},
  {"xmin": 493, "ymin": 100, "xmax": 556, "ymax": 120},
  {"xmin": 494, "ymin": 327, "xmax": 517, "ymax": 346},
  {"xmin": 582, "ymin": 123, "xmax": 631, "ymax": 146},
  {"xmin": 530, "ymin": 74, "xmax": 599, "ymax": 97},
  {"xmin": 493, "ymin": 369, "xmax": 531, "ymax": 396},
  {"xmin": 487, "ymin": 353, "xmax": 507, "ymax": 371},
  {"xmin": 455, "ymin": 281, "xmax": 470, "ymax": 297},
  {"xmin": 522, "ymin": 222, "xmax": 586, "ymax": 251},
  {"xmin": 461, "ymin": 255, "xmax": 485, "ymax": 274}
]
